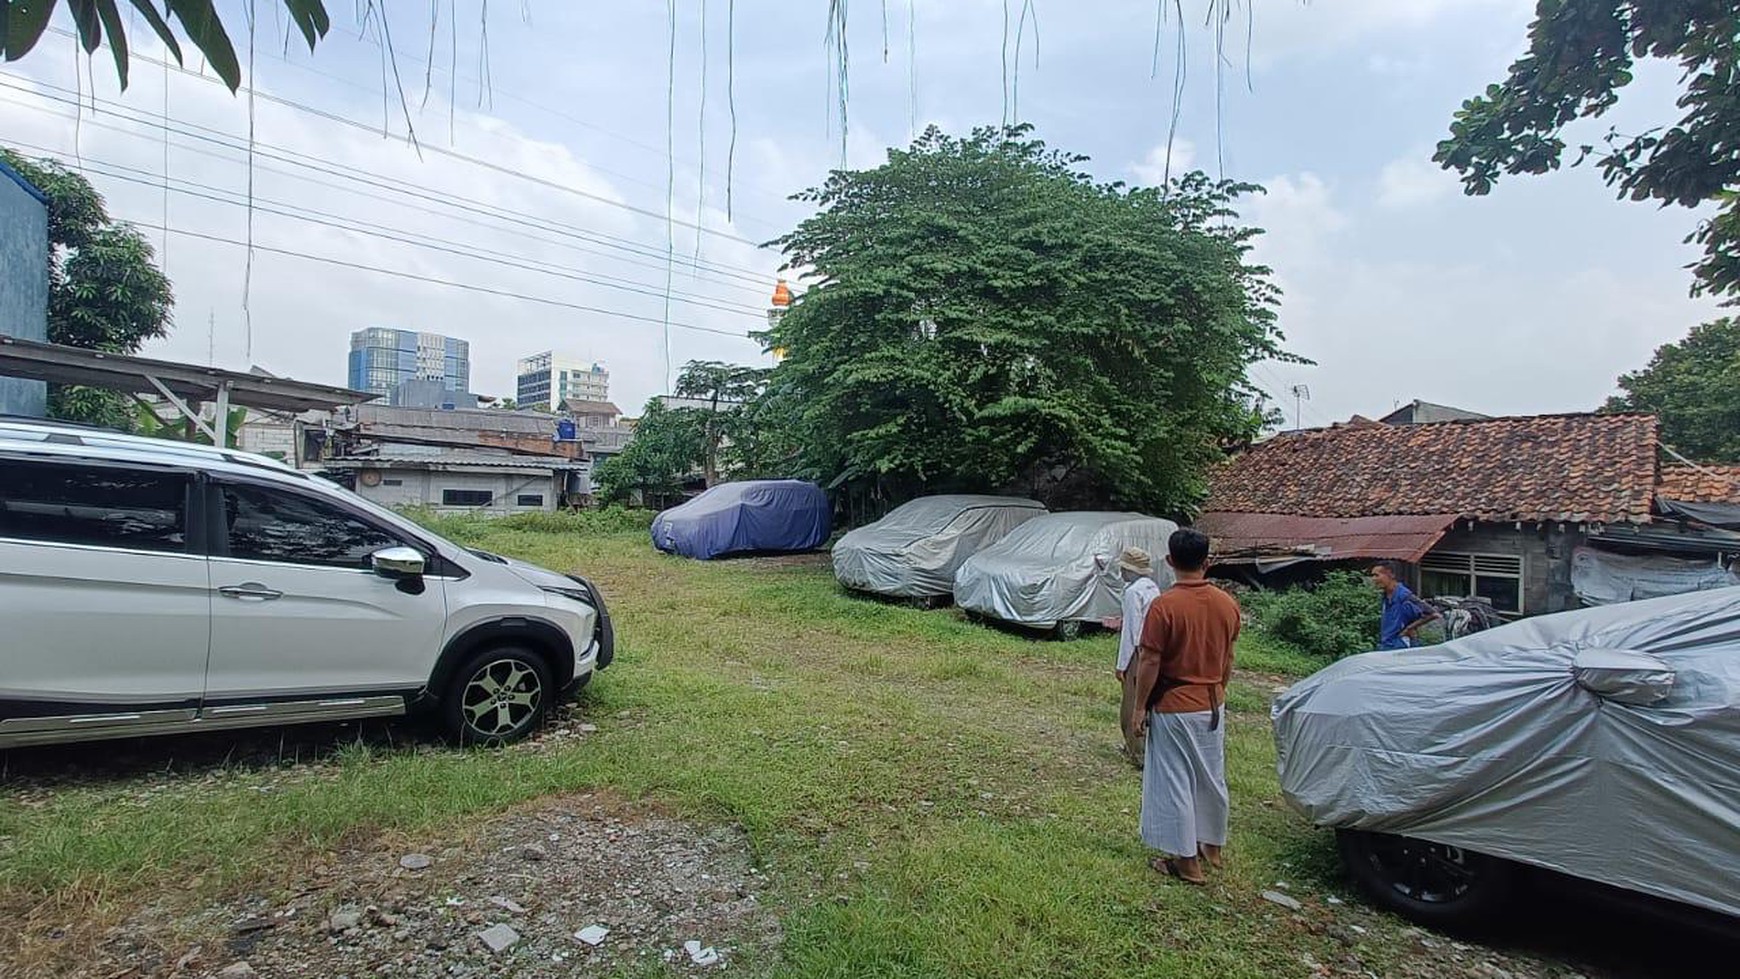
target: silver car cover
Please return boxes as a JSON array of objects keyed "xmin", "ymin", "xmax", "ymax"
[
  {"xmin": 953, "ymin": 512, "xmax": 1179, "ymax": 628},
  {"xmin": 1272, "ymin": 587, "xmax": 1740, "ymax": 918},
  {"xmin": 832, "ymin": 495, "xmax": 1047, "ymax": 598}
]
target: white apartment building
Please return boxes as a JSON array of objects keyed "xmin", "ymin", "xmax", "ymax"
[{"xmin": 516, "ymin": 351, "xmax": 610, "ymax": 410}]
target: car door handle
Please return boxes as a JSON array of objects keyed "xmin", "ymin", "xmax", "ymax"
[{"xmin": 219, "ymin": 583, "xmax": 284, "ymax": 601}]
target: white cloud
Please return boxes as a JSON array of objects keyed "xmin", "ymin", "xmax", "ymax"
[
  {"xmin": 0, "ymin": 32, "xmax": 781, "ymax": 415},
  {"xmin": 1128, "ymin": 138, "xmax": 1197, "ymax": 185},
  {"xmin": 1246, "ymin": 173, "xmax": 1349, "ymax": 269},
  {"xmin": 1376, "ymin": 153, "xmax": 1456, "ymax": 208}
]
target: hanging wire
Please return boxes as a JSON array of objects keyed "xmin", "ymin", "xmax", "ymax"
[
  {"xmin": 448, "ymin": 0, "xmax": 457, "ymax": 141},
  {"xmin": 1215, "ymin": 0, "xmax": 1226, "ymax": 183},
  {"xmin": 881, "ymin": 0, "xmax": 889, "ymax": 62},
  {"xmin": 696, "ymin": 0, "xmax": 708, "ymax": 263},
  {"xmin": 907, "ymin": 0, "xmax": 916, "ymax": 139},
  {"xmin": 825, "ymin": 0, "xmax": 849, "ymax": 166},
  {"xmin": 421, "ymin": 0, "xmax": 439, "ymax": 109},
  {"xmin": 477, "ymin": 0, "xmax": 493, "ymax": 109},
  {"xmin": 1012, "ymin": 0, "xmax": 1036, "ymax": 124},
  {"xmin": 372, "ymin": 0, "xmax": 424, "ymax": 154},
  {"xmin": 999, "ymin": 0, "xmax": 1010, "ymax": 128},
  {"xmin": 1164, "ymin": 0, "xmax": 1187, "ymax": 186},
  {"xmin": 244, "ymin": 0, "xmax": 258, "ymax": 363},
  {"xmin": 664, "ymin": 0, "xmax": 678, "ymax": 390},
  {"xmin": 726, "ymin": 0, "xmax": 737, "ymax": 220},
  {"xmin": 160, "ymin": 53, "xmax": 169, "ymax": 263}
]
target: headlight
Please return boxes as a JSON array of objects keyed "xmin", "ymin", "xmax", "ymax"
[{"xmin": 541, "ymin": 585, "xmax": 593, "ymax": 606}]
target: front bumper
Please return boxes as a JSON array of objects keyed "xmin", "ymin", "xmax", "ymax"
[{"xmin": 567, "ymin": 573, "xmax": 615, "ymax": 672}]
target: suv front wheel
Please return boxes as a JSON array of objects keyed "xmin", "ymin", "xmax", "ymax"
[
  {"xmin": 1336, "ymin": 829, "xmax": 1515, "ymax": 929},
  {"xmin": 443, "ymin": 645, "xmax": 553, "ymax": 746}
]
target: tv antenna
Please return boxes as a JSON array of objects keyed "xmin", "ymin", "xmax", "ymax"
[{"xmin": 1290, "ymin": 384, "xmax": 1311, "ymax": 431}]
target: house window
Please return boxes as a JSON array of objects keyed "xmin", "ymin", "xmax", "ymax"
[
  {"xmin": 441, "ymin": 489, "xmax": 494, "ymax": 507},
  {"xmin": 1419, "ymin": 551, "xmax": 1525, "ymax": 614},
  {"xmin": 516, "ymin": 494, "xmax": 545, "ymax": 508}
]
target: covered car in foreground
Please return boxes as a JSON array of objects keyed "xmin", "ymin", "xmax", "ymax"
[
  {"xmin": 1272, "ymin": 588, "xmax": 1740, "ymax": 927},
  {"xmin": 833, "ymin": 495, "xmax": 1047, "ymax": 600},
  {"xmin": 651, "ymin": 480, "xmax": 831, "ymax": 560},
  {"xmin": 953, "ymin": 511, "xmax": 1177, "ymax": 637}
]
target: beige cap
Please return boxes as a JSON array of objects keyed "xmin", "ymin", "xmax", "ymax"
[{"xmin": 1116, "ymin": 547, "xmax": 1153, "ymax": 575}]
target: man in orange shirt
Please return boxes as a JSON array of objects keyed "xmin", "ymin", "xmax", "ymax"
[{"xmin": 1130, "ymin": 528, "xmax": 1239, "ymax": 885}]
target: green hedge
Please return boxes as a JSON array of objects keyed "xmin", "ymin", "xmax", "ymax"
[
  {"xmin": 1241, "ymin": 570, "xmax": 1382, "ymax": 663},
  {"xmin": 399, "ymin": 505, "xmax": 656, "ymax": 543}
]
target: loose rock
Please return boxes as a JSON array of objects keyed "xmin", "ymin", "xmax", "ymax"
[
  {"xmin": 218, "ymin": 963, "xmax": 258, "ymax": 978},
  {"xmin": 327, "ymin": 908, "xmax": 363, "ymax": 933},
  {"xmin": 1261, "ymin": 890, "xmax": 1304, "ymax": 912},
  {"xmin": 478, "ymin": 923, "xmax": 521, "ymax": 954},
  {"xmin": 399, "ymin": 853, "xmax": 434, "ymax": 871}
]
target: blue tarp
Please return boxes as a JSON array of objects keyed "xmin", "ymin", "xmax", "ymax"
[{"xmin": 651, "ymin": 480, "xmax": 831, "ymax": 559}]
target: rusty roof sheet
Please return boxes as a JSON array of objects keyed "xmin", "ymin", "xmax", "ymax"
[
  {"xmin": 1202, "ymin": 413, "xmax": 1659, "ymax": 525},
  {"xmin": 1196, "ymin": 511, "xmax": 1458, "ymax": 564}
]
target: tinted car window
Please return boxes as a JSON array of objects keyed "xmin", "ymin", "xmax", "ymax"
[
  {"xmin": 0, "ymin": 459, "xmax": 188, "ymax": 553},
  {"xmin": 223, "ymin": 483, "xmax": 401, "ymax": 568}
]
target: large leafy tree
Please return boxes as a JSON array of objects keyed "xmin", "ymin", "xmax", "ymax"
[
  {"xmin": 592, "ymin": 400, "xmax": 703, "ymax": 506},
  {"xmin": 673, "ymin": 360, "xmax": 769, "ymax": 488},
  {"xmin": 765, "ymin": 125, "xmax": 1285, "ymax": 515},
  {"xmin": 1435, "ymin": 1, "xmax": 1740, "ymax": 301},
  {"xmin": 2, "ymin": 147, "xmax": 174, "ymax": 427},
  {"xmin": 593, "ymin": 359, "xmax": 792, "ymax": 503},
  {"xmin": 1605, "ymin": 317, "xmax": 1740, "ymax": 461}
]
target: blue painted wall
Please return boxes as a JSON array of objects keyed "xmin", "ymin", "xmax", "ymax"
[{"xmin": 0, "ymin": 160, "xmax": 49, "ymax": 417}]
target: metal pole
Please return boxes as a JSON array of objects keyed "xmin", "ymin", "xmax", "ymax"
[{"xmin": 214, "ymin": 380, "xmax": 232, "ymax": 447}]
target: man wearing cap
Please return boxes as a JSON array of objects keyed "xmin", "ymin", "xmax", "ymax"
[{"xmin": 1102, "ymin": 547, "xmax": 1164, "ymax": 768}]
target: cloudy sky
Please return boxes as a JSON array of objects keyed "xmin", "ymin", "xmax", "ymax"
[{"xmin": 0, "ymin": 0, "xmax": 1723, "ymax": 423}]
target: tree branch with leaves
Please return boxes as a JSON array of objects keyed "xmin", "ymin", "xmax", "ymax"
[{"xmin": 1435, "ymin": 1, "xmax": 1740, "ymax": 302}]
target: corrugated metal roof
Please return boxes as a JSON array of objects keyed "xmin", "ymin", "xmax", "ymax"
[
  {"xmin": 325, "ymin": 452, "xmax": 582, "ymax": 471},
  {"xmin": 1196, "ymin": 511, "xmax": 1459, "ymax": 564}
]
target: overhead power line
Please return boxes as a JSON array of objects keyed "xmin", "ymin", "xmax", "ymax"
[
  {"xmin": 17, "ymin": 146, "xmax": 769, "ymax": 319},
  {"xmin": 0, "ymin": 79, "xmax": 781, "ymax": 290},
  {"xmin": 21, "ymin": 40, "xmax": 776, "ymax": 250},
  {"xmin": 127, "ymin": 219, "xmax": 759, "ymax": 341}
]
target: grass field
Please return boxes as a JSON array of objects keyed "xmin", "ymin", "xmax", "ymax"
[{"xmin": 0, "ymin": 515, "xmax": 1580, "ymax": 978}]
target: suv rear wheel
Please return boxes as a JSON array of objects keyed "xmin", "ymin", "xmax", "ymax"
[
  {"xmin": 1337, "ymin": 829, "xmax": 1515, "ymax": 929},
  {"xmin": 442, "ymin": 645, "xmax": 553, "ymax": 746}
]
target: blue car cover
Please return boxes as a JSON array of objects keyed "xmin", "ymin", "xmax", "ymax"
[{"xmin": 650, "ymin": 480, "xmax": 832, "ymax": 559}]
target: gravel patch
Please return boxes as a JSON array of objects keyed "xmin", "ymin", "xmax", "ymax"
[{"xmin": 49, "ymin": 792, "xmax": 779, "ymax": 979}]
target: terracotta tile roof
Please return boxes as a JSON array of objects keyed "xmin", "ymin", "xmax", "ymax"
[
  {"xmin": 1202, "ymin": 413, "xmax": 1660, "ymax": 525},
  {"xmin": 1656, "ymin": 463, "xmax": 1740, "ymax": 504}
]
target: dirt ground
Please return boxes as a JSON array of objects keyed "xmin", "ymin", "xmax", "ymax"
[
  {"xmin": 2, "ymin": 705, "xmax": 781, "ymax": 979},
  {"xmin": 15, "ymin": 792, "xmax": 776, "ymax": 979}
]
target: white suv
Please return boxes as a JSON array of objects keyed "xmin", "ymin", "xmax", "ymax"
[{"xmin": 0, "ymin": 418, "xmax": 614, "ymax": 749}]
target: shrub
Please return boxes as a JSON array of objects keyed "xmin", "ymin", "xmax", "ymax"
[
  {"xmin": 1242, "ymin": 570, "xmax": 1381, "ymax": 662},
  {"xmin": 398, "ymin": 505, "xmax": 656, "ymax": 540}
]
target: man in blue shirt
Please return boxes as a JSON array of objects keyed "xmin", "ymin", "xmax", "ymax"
[{"xmin": 1371, "ymin": 561, "xmax": 1440, "ymax": 650}]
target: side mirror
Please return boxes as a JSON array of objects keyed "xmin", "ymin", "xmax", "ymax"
[
  {"xmin": 1572, "ymin": 648, "xmax": 1675, "ymax": 706},
  {"xmin": 371, "ymin": 546, "xmax": 427, "ymax": 579}
]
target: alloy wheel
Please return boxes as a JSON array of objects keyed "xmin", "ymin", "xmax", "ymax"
[
  {"xmin": 1363, "ymin": 835, "xmax": 1481, "ymax": 904},
  {"xmin": 460, "ymin": 659, "xmax": 544, "ymax": 738}
]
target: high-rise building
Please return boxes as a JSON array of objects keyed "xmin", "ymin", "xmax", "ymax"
[
  {"xmin": 516, "ymin": 351, "xmax": 610, "ymax": 410},
  {"xmin": 348, "ymin": 328, "xmax": 470, "ymax": 399}
]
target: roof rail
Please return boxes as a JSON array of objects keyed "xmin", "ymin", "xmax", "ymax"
[{"xmin": 0, "ymin": 421, "xmax": 302, "ymax": 477}]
